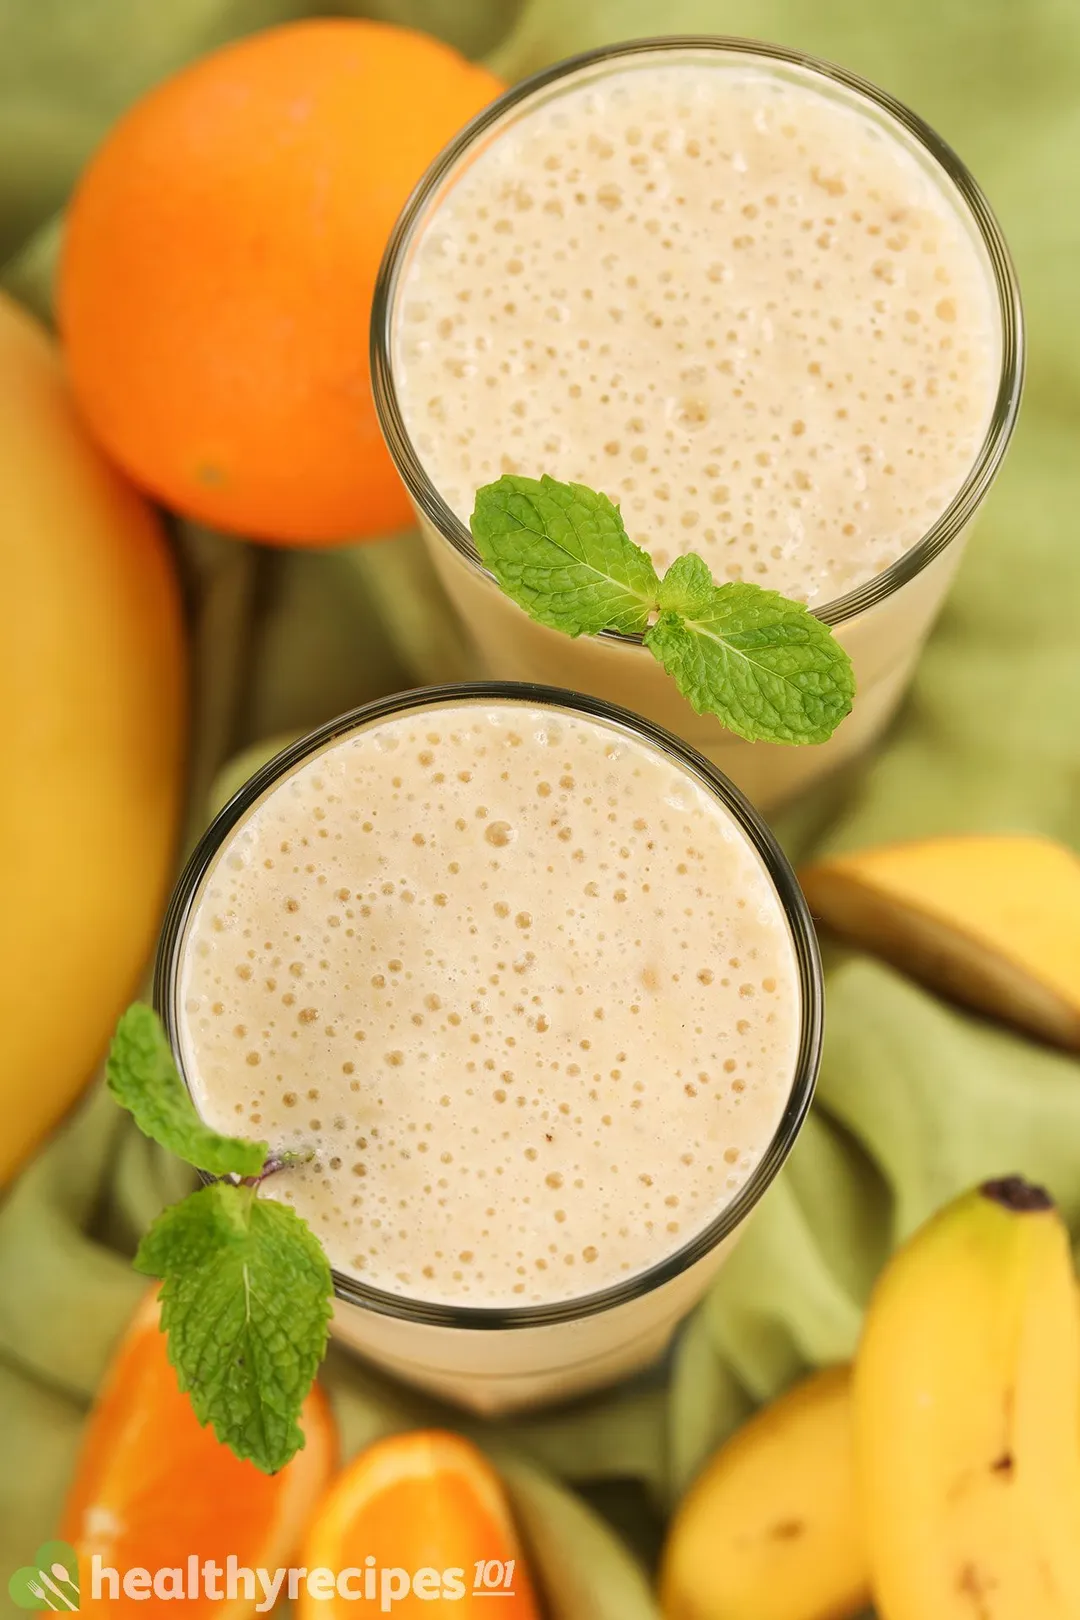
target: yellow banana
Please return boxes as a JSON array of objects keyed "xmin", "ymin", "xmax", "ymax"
[
  {"xmin": 0, "ymin": 292, "xmax": 186, "ymax": 1184},
  {"xmin": 660, "ymin": 1366, "xmax": 869, "ymax": 1620},
  {"xmin": 855, "ymin": 1177, "xmax": 1080, "ymax": 1619}
]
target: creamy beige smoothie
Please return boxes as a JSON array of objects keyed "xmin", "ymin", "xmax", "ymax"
[
  {"xmin": 374, "ymin": 41, "xmax": 1021, "ymax": 808},
  {"xmin": 164, "ymin": 688, "xmax": 818, "ymax": 1411}
]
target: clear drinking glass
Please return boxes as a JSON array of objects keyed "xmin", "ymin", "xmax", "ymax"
[
  {"xmin": 155, "ymin": 683, "xmax": 823, "ymax": 1414},
  {"xmin": 371, "ymin": 37, "xmax": 1024, "ymax": 811}
]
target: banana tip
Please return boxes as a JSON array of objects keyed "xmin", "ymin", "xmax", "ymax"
[{"xmin": 980, "ymin": 1175, "xmax": 1054, "ymax": 1213}]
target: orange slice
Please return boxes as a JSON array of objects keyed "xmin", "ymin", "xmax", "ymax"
[
  {"xmin": 61, "ymin": 1289, "xmax": 338, "ymax": 1615},
  {"xmin": 298, "ymin": 1430, "xmax": 541, "ymax": 1617},
  {"xmin": 801, "ymin": 834, "xmax": 1080, "ymax": 1048}
]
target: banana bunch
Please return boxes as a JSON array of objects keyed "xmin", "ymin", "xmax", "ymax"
[{"xmin": 661, "ymin": 1178, "xmax": 1080, "ymax": 1620}]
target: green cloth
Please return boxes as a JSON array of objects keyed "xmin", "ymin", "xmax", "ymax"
[{"xmin": 3, "ymin": 1, "xmax": 1080, "ymax": 1614}]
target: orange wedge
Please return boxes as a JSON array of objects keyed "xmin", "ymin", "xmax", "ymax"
[
  {"xmin": 298, "ymin": 1430, "xmax": 542, "ymax": 1616},
  {"xmin": 801, "ymin": 834, "xmax": 1080, "ymax": 1048},
  {"xmin": 61, "ymin": 1289, "xmax": 338, "ymax": 1615}
]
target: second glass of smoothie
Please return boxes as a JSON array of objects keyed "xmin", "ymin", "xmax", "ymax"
[
  {"xmin": 157, "ymin": 684, "xmax": 821, "ymax": 1414},
  {"xmin": 372, "ymin": 37, "xmax": 1023, "ymax": 809}
]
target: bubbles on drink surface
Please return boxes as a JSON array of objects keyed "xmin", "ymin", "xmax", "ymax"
[
  {"xmin": 395, "ymin": 62, "xmax": 999, "ymax": 604},
  {"xmin": 179, "ymin": 703, "xmax": 800, "ymax": 1306}
]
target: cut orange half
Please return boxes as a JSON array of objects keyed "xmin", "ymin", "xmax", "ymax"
[
  {"xmin": 298, "ymin": 1430, "xmax": 542, "ymax": 1616},
  {"xmin": 61, "ymin": 1288, "xmax": 338, "ymax": 1615}
]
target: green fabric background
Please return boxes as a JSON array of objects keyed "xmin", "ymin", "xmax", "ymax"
[{"xmin": 3, "ymin": 2, "xmax": 1080, "ymax": 1615}]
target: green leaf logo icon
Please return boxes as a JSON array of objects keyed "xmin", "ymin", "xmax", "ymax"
[{"xmin": 8, "ymin": 1543, "xmax": 80, "ymax": 1610}]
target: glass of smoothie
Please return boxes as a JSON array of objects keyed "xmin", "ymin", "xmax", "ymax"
[
  {"xmin": 156, "ymin": 684, "xmax": 821, "ymax": 1414},
  {"xmin": 371, "ymin": 37, "xmax": 1023, "ymax": 809}
]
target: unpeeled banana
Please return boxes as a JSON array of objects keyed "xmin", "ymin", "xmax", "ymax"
[
  {"xmin": 660, "ymin": 1179, "xmax": 1080, "ymax": 1620},
  {"xmin": 0, "ymin": 292, "xmax": 186, "ymax": 1185},
  {"xmin": 660, "ymin": 1366, "xmax": 868, "ymax": 1620},
  {"xmin": 855, "ymin": 1177, "xmax": 1080, "ymax": 1619}
]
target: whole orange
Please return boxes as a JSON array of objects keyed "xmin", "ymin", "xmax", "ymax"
[{"xmin": 58, "ymin": 21, "xmax": 504, "ymax": 545}]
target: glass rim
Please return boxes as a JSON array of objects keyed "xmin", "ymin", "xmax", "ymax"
[
  {"xmin": 370, "ymin": 33, "xmax": 1025, "ymax": 632},
  {"xmin": 155, "ymin": 681, "xmax": 823, "ymax": 1332}
]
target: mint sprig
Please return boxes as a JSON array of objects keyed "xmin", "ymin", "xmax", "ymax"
[
  {"xmin": 647, "ymin": 556, "xmax": 854, "ymax": 744},
  {"xmin": 135, "ymin": 1183, "xmax": 332, "ymax": 1471},
  {"xmin": 471, "ymin": 474, "xmax": 855, "ymax": 744},
  {"xmin": 106, "ymin": 1004, "xmax": 332, "ymax": 1474}
]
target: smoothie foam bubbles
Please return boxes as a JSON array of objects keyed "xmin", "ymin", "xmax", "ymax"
[
  {"xmin": 393, "ymin": 59, "xmax": 1000, "ymax": 604},
  {"xmin": 177, "ymin": 698, "xmax": 802, "ymax": 1310},
  {"xmin": 374, "ymin": 43, "xmax": 1020, "ymax": 813}
]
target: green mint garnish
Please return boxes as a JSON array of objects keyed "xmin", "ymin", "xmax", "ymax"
[
  {"xmin": 107, "ymin": 1004, "xmax": 333, "ymax": 1474},
  {"xmin": 469, "ymin": 473, "xmax": 661, "ymax": 636},
  {"xmin": 135, "ymin": 1183, "xmax": 332, "ymax": 1472},
  {"xmin": 646, "ymin": 555, "xmax": 854, "ymax": 744},
  {"xmin": 107, "ymin": 1003, "xmax": 267, "ymax": 1177},
  {"xmin": 471, "ymin": 473, "xmax": 855, "ymax": 744}
]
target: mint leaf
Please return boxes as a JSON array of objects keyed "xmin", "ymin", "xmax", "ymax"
[
  {"xmin": 107, "ymin": 1004, "xmax": 267, "ymax": 1177},
  {"xmin": 112, "ymin": 1009, "xmax": 332, "ymax": 1472},
  {"xmin": 135, "ymin": 1182, "xmax": 332, "ymax": 1473},
  {"xmin": 645, "ymin": 555, "xmax": 855, "ymax": 744},
  {"xmin": 471, "ymin": 473, "xmax": 660, "ymax": 636},
  {"xmin": 471, "ymin": 470, "xmax": 855, "ymax": 745},
  {"xmin": 655, "ymin": 551, "xmax": 722, "ymax": 617}
]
